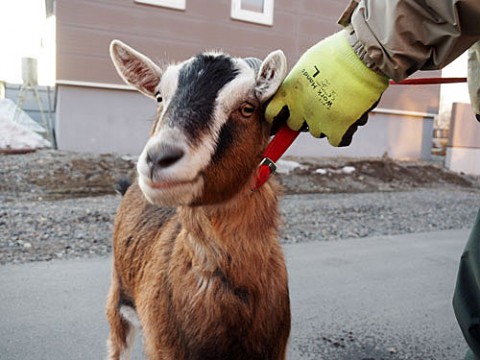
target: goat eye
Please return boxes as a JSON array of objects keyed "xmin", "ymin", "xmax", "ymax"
[
  {"xmin": 240, "ymin": 102, "xmax": 255, "ymax": 117},
  {"xmin": 155, "ymin": 92, "xmax": 163, "ymax": 103}
]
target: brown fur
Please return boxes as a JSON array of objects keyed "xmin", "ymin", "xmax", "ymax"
[
  {"xmin": 107, "ymin": 177, "xmax": 290, "ymax": 359},
  {"xmin": 106, "ymin": 52, "xmax": 290, "ymax": 360},
  {"xmin": 195, "ymin": 100, "xmax": 267, "ymax": 205}
]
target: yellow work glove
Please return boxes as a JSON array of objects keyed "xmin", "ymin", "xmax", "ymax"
[{"xmin": 265, "ymin": 31, "xmax": 389, "ymax": 147}]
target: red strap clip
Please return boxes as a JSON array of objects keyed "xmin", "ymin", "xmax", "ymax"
[{"xmin": 251, "ymin": 125, "xmax": 301, "ymax": 191}]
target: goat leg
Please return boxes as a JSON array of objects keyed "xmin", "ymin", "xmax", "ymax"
[{"xmin": 105, "ymin": 272, "xmax": 136, "ymax": 360}]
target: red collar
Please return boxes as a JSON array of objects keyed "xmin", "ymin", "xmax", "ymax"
[{"xmin": 251, "ymin": 125, "xmax": 300, "ymax": 191}]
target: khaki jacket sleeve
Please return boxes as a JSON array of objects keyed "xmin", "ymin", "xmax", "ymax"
[
  {"xmin": 468, "ymin": 42, "xmax": 480, "ymax": 116},
  {"xmin": 341, "ymin": 0, "xmax": 480, "ymax": 82}
]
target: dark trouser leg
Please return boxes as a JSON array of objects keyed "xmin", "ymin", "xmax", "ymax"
[{"xmin": 453, "ymin": 209, "xmax": 480, "ymax": 359}]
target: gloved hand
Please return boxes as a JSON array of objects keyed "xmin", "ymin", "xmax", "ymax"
[{"xmin": 265, "ymin": 30, "xmax": 389, "ymax": 147}]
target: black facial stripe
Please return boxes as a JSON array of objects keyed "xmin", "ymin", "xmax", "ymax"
[
  {"xmin": 212, "ymin": 120, "xmax": 236, "ymax": 164},
  {"xmin": 165, "ymin": 54, "xmax": 239, "ymax": 141}
]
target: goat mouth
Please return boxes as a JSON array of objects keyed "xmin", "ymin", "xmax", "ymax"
[
  {"xmin": 148, "ymin": 179, "xmax": 194, "ymax": 190},
  {"xmin": 145, "ymin": 175, "xmax": 201, "ymax": 190}
]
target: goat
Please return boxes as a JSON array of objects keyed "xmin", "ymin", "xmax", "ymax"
[{"xmin": 106, "ymin": 40, "xmax": 290, "ymax": 360}]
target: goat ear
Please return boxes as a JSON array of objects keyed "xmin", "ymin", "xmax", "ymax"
[
  {"xmin": 110, "ymin": 40, "xmax": 161, "ymax": 99},
  {"xmin": 255, "ymin": 50, "xmax": 287, "ymax": 102}
]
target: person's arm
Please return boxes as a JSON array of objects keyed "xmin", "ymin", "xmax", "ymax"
[
  {"xmin": 265, "ymin": 0, "xmax": 480, "ymax": 145},
  {"xmin": 346, "ymin": 0, "xmax": 480, "ymax": 81}
]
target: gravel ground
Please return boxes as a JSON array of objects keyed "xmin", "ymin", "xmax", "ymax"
[
  {"xmin": 1, "ymin": 150, "xmax": 479, "ymax": 265},
  {"xmin": 0, "ymin": 196, "xmax": 119, "ymax": 264},
  {"xmin": 1, "ymin": 188, "xmax": 479, "ymax": 265},
  {"xmin": 281, "ymin": 188, "xmax": 480, "ymax": 242}
]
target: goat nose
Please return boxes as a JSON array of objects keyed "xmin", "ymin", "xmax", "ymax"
[{"xmin": 146, "ymin": 146, "xmax": 184, "ymax": 170}]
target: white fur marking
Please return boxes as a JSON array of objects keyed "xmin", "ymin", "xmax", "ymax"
[
  {"xmin": 158, "ymin": 63, "xmax": 182, "ymax": 105},
  {"xmin": 120, "ymin": 305, "xmax": 142, "ymax": 329}
]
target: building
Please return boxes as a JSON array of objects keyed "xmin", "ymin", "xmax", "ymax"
[{"xmin": 55, "ymin": 0, "xmax": 440, "ymax": 158}]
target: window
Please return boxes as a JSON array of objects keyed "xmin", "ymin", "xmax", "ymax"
[
  {"xmin": 134, "ymin": 0, "xmax": 186, "ymax": 10},
  {"xmin": 231, "ymin": 0, "xmax": 274, "ymax": 26}
]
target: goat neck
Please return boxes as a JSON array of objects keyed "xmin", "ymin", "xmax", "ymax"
[{"xmin": 177, "ymin": 178, "xmax": 281, "ymax": 275}]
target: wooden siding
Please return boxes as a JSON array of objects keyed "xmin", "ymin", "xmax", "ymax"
[{"xmin": 56, "ymin": 0, "xmax": 439, "ymax": 114}]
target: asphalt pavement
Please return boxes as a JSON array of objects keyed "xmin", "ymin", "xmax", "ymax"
[{"xmin": 0, "ymin": 229, "xmax": 472, "ymax": 360}]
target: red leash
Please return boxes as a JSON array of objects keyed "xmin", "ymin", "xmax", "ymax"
[
  {"xmin": 390, "ymin": 77, "xmax": 467, "ymax": 85},
  {"xmin": 252, "ymin": 76, "xmax": 467, "ymax": 191}
]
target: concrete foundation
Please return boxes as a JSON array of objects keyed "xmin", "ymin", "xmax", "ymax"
[
  {"xmin": 445, "ymin": 102, "xmax": 480, "ymax": 175},
  {"xmin": 55, "ymin": 84, "xmax": 155, "ymax": 155},
  {"xmin": 285, "ymin": 110, "xmax": 434, "ymax": 160}
]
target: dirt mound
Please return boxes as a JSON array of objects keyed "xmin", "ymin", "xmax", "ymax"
[
  {"xmin": 278, "ymin": 157, "xmax": 477, "ymax": 194},
  {"xmin": 0, "ymin": 150, "xmax": 478, "ymax": 201},
  {"xmin": 0, "ymin": 150, "xmax": 136, "ymax": 201}
]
